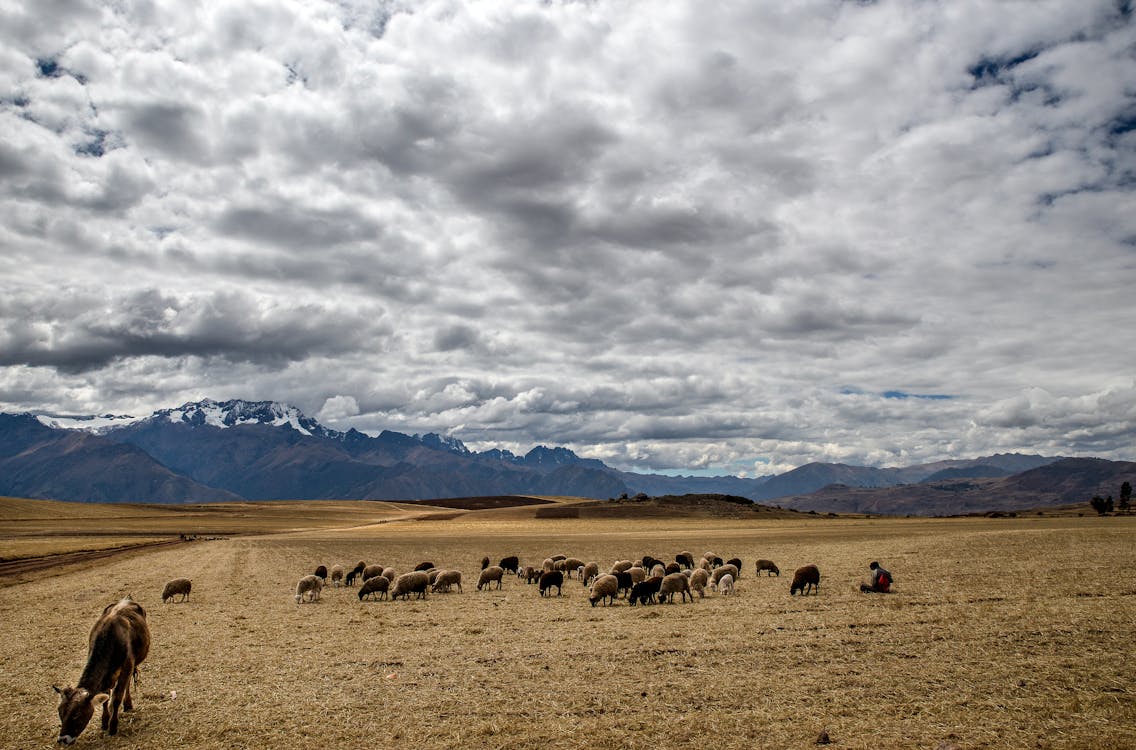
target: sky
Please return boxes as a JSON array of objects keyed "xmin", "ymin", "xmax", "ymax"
[{"xmin": 1, "ymin": 0, "xmax": 1134, "ymax": 477}]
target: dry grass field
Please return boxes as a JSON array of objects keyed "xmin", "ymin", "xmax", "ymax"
[{"xmin": 1, "ymin": 497, "xmax": 1133, "ymax": 750}]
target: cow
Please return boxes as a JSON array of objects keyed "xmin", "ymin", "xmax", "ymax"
[{"xmin": 54, "ymin": 597, "xmax": 151, "ymax": 744}]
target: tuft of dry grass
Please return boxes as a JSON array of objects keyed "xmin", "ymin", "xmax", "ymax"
[{"xmin": 0, "ymin": 503, "xmax": 1133, "ymax": 749}]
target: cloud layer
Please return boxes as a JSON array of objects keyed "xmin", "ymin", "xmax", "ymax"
[{"xmin": 2, "ymin": 0, "xmax": 1133, "ymax": 475}]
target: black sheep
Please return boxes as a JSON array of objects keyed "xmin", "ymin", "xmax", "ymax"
[
  {"xmin": 499, "ymin": 555, "xmax": 520, "ymax": 575},
  {"xmin": 726, "ymin": 558, "xmax": 742, "ymax": 576},
  {"xmin": 313, "ymin": 565, "xmax": 328, "ymax": 580},
  {"xmin": 628, "ymin": 576, "xmax": 663, "ymax": 606},
  {"xmin": 539, "ymin": 570, "xmax": 564, "ymax": 597},
  {"xmin": 615, "ymin": 571, "xmax": 634, "ymax": 597},
  {"xmin": 414, "ymin": 561, "xmax": 435, "ymax": 572}
]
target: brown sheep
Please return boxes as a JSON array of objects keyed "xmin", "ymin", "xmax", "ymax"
[
  {"xmin": 658, "ymin": 572, "xmax": 693, "ymax": 603},
  {"xmin": 358, "ymin": 576, "xmax": 390, "ymax": 601},
  {"xmin": 755, "ymin": 559, "xmax": 780, "ymax": 576},
  {"xmin": 161, "ymin": 578, "xmax": 191, "ymax": 603},
  {"xmin": 477, "ymin": 565, "xmax": 504, "ymax": 591},
  {"xmin": 790, "ymin": 564, "xmax": 821, "ymax": 596}
]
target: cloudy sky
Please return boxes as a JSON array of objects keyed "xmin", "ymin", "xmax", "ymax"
[{"xmin": 1, "ymin": 0, "xmax": 1134, "ymax": 476}]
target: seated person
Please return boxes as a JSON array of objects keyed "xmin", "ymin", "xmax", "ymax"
[{"xmin": 859, "ymin": 560, "xmax": 893, "ymax": 593}]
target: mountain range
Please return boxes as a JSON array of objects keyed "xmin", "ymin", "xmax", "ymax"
[{"xmin": 2, "ymin": 398, "xmax": 1132, "ymax": 515}]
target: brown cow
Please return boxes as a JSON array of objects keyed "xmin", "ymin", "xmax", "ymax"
[{"xmin": 53, "ymin": 597, "xmax": 150, "ymax": 744}]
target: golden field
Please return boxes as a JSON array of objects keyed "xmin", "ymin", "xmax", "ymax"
[{"xmin": 0, "ymin": 496, "xmax": 1133, "ymax": 750}]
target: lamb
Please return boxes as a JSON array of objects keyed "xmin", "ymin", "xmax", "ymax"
[
  {"xmin": 689, "ymin": 568, "xmax": 710, "ymax": 598},
  {"xmin": 432, "ymin": 570, "xmax": 463, "ymax": 593},
  {"xmin": 539, "ymin": 570, "xmax": 564, "ymax": 597},
  {"xmin": 711, "ymin": 564, "xmax": 739, "ymax": 588},
  {"xmin": 330, "ymin": 565, "xmax": 344, "ymax": 587},
  {"xmin": 499, "ymin": 555, "xmax": 520, "ymax": 575},
  {"xmin": 582, "ymin": 561, "xmax": 600, "ymax": 586},
  {"xmin": 313, "ymin": 565, "xmax": 328, "ymax": 580},
  {"xmin": 589, "ymin": 574, "xmax": 619, "ymax": 606},
  {"xmin": 718, "ymin": 573, "xmax": 735, "ymax": 596},
  {"xmin": 726, "ymin": 557, "xmax": 742, "ymax": 576},
  {"xmin": 358, "ymin": 576, "xmax": 390, "ymax": 601},
  {"xmin": 628, "ymin": 576, "xmax": 663, "ymax": 606},
  {"xmin": 161, "ymin": 578, "xmax": 192, "ymax": 603},
  {"xmin": 295, "ymin": 575, "xmax": 324, "ymax": 603},
  {"xmin": 361, "ymin": 564, "xmax": 384, "ymax": 582},
  {"xmin": 477, "ymin": 565, "xmax": 505, "ymax": 591},
  {"xmin": 390, "ymin": 571, "xmax": 430, "ymax": 600},
  {"xmin": 790, "ymin": 564, "xmax": 821, "ymax": 596},
  {"xmin": 755, "ymin": 559, "xmax": 780, "ymax": 576},
  {"xmin": 658, "ymin": 572, "xmax": 693, "ymax": 603},
  {"xmin": 347, "ymin": 561, "xmax": 366, "ymax": 586}
]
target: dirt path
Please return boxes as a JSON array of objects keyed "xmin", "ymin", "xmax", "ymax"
[{"xmin": 0, "ymin": 537, "xmax": 192, "ymax": 586}]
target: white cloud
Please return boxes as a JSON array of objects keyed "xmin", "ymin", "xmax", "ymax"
[{"xmin": 1, "ymin": 0, "xmax": 1133, "ymax": 474}]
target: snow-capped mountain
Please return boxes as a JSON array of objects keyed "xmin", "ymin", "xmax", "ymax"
[{"xmin": 148, "ymin": 399, "xmax": 330, "ymax": 437}]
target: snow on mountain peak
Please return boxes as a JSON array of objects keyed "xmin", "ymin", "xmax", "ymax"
[{"xmin": 157, "ymin": 399, "xmax": 321, "ymax": 436}]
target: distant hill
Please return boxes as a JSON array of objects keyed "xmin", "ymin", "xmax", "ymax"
[
  {"xmin": 775, "ymin": 457, "xmax": 1136, "ymax": 516},
  {"xmin": 0, "ymin": 398, "xmax": 1115, "ymax": 514}
]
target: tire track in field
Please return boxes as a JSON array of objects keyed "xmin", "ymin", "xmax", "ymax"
[{"xmin": 0, "ymin": 538, "xmax": 191, "ymax": 586}]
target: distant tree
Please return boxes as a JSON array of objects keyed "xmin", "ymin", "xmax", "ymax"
[
  {"xmin": 1120, "ymin": 481, "xmax": 1132, "ymax": 513},
  {"xmin": 1090, "ymin": 495, "xmax": 1112, "ymax": 515}
]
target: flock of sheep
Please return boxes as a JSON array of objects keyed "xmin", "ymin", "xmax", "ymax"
[{"xmin": 157, "ymin": 551, "xmax": 823, "ymax": 610}]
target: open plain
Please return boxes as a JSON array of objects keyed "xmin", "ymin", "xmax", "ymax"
[{"xmin": 0, "ymin": 496, "xmax": 1133, "ymax": 750}]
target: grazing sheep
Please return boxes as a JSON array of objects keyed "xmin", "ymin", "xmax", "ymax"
[
  {"xmin": 581, "ymin": 562, "xmax": 600, "ymax": 586},
  {"xmin": 381, "ymin": 568, "xmax": 397, "ymax": 582},
  {"xmin": 295, "ymin": 575, "xmax": 324, "ymax": 603},
  {"xmin": 649, "ymin": 564, "xmax": 666, "ymax": 579},
  {"xmin": 390, "ymin": 571, "xmax": 430, "ymax": 600},
  {"xmin": 345, "ymin": 570, "xmax": 359, "ymax": 586},
  {"xmin": 542, "ymin": 558, "xmax": 555, "ymax": 573},
  {"xmin": 589, "ymin": 574, "xmax": 619, "ymax": 607},
  {"xmin": 658, "ymin": 572, "xmax": 693, "ymax": 603},
  {"xmin": 432, "ymin": 570, "xmax": 463, "ymax": 593},
  {"xmin": 414, "ymin": 561, "xmax": 435, "ymax": 572},
  {"xmin": 358, "ymin": 576, "xmax": 390, "ymax": 601},
  {"xmin": 426, "ymin": 568, "xmax": 441, "ymax": 585},
  {"xmin": 347, "ymin": 561, "xmax": 366, "ymax": 586},
  {"xmin": 362, "ymin": 564, "xmax": 384, "ymax": 582},
  {"xmin": 718, "ymin": 573, "xmax": 735, "ymax": 596},
  {"xmin": 161, "ymin": 578, "xmax": 191, "ymax": 603},
  {"xmin": 690, "ymin": 568, "xmax": 710, "ymax": 598},
  {"xmin": 790, "ymin": 564, "xmax": 821, "ymax": 596},
  {"xmin": 676, "ymin": 551, "xmax": 695, "ymax": 568},
  {"xmin": 499, "ymin": 556, "xmax": 520, "ymax": 575},
  {"xmin": 615, "ymin": 571, "xmax": 634, "ymax": 598},
  {"xmin": 477, "ymin": 565, "xmax": 505, "ymax": 591},
  {"xmin": 755, "ymin": 559, "xmax": 780, "ymax": 576},
  {"xmin": 330, "ymin": 565, "xmax": 344, "ymax": 587},
  {"xmin": 726, "ymin": 558, "xmax": 742, "ymax": 576},
  {"xmin": 640, "ymin": 556, "xmax": 664, "ymax": 572},
  {"xmin": 522, "ymin": 566, "xmax": 541, "ymax": 584},
  {"xmin": 628, "ymin": 576, "xmax": 663, "ymax": 606},
  {"xmin": 698, "ymin": 558, "xmax": 712, "ymax": 572},
  {"xmin": 664, "ymin": 562, "xmax": 681, "ymax": 575},
  {"xmin": 711, "ymin": 564, "xmax": 739, "ymax": 588},
  {"xmin": 610, "ymin": 560, "xmax": 633, "ymax": 574},
  {"xmin": 539, "ymin": 570, "xmax": 564, "ymax": 597},
  {"xmin": 627, "ymin": 566, "xmax": 646, "ymax": 584},
  {"xmin": 313, "ymin": 565, "xmax": 328, "ymax": 580},
  {"xmin": 561, "ymin": 557, "xmax": 585, "ymax": 578},
  {"xmin": 480, "ymin": 556, "xmax": 490, "ymax": 570}
]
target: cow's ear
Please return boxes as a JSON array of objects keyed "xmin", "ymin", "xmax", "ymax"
[{"xmin": 92, "ymin": 693, "xmax": 110, "ymax": 707}]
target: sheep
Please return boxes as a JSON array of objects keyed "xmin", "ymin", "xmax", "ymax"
[
  {"xmin": 658, "ymin": 572, "xmax": 693, "ymax": 603},
  {"xmin": 690, "ymin": 568, "xmax": 710, "ymax": 598},
  {"xmin": 499, "ymin": 556, "xmax": 520, "ymax": 575},
  {"xmin": 313, "ymin": 565, "xmax": 328, "ymax": 580},
  {"xmin": 381, "ymin": 568, "xmax": 397, "ymax": 582},
  {"xmin": 294, "ymin": 575, "xmax": 324, "ymax": 603},
  {"xmin": 698, "ymin": 558, "xmax": 712, "ymax": 572},
  {"xmin": 640, "ymin": 555, "xmax": 664, "ymax": 572},
  {"xmin": 579, "ymin": 562, "xmax": 600, "ymax": 586},
  {"xmin": 755, "ymin": 559, "xmax": 780, "ymax": 576},
  {"xmin": 432, "ymin": 570, "xmax": 463, "ymax": 593},
  {"xmin": 477, "ymin": 565, "xmax": 505, "ymax": 591},
  {"xmin": 542, "ymin": 558, "xmax": 555, "ymax": 573},
  {"xmin": 345, "ymin": 570, "xmax": 359, "ymax": 587},
  {"xmin": 539, "ymin": 570, "xmax": 564, "ymax": 597},
  {"xmin": 480, "ymin": 556, "xmax": 490, "ymax": 570},
  {"xmin": 358, "ymin": 576, "xmax": 390, "ymax": 601},
  {"xmin": 628, "ymin": 576, "xmax": 662, "ymax": 606},
  {"xmin": 561, "ymin": 557, "xmax": 585, "ymax": 578},
  {"xmin": 347, "ymin": 561, "xmax": 366, "ymax": 586},
  {"xmin": 361, "ymin": 564, "xmax": 384, "ymax": 582},
  {"xmin": 649, "ymin": 564, "xmax": 666, "ymax": 579},
  {"xmin": 589, "ymin": 574, "xmax": 619, "ymax": 606},
  {"xmin": 414, "ymin": 561, "xmax": 435, "ymax": 572},
  {"xmin": 627, "ymin": 566, "xmax": 646, "ymax": 584},
  {"xmin": 610, "ymin": 560, "xmax": 633, "ymax": 574},
  {"xmin": 664, "ymin": 562, "xmax": 681, "ymax": 575},
  {"xmin": 790, "ymin": 564, "xmax": 821, "ymax": 596},
  {"xmin": 718, "ymin": 573, "xmax": 735, "ymax": 596},
  {"xmin": 676, "ymin": 551, "xmax": 695, "ymax": 568},
  {"xmin": 711, "ymin": 564, "xmax": 739, "ymax": 588},
  {"xmin": 330, "ymin": 565, "xmax": 344, "ymax": 587},
  {"xmin": 522, "ymin": 566, "xmax": 540, "ymax": 584},
  {"xmin": 726, "ymin": 558, "xmax": 742, "ymax": 576},
  {"xmin": 426, "ymin": 568, "xmax": 441, "ymax": 585},
  {"xmin": 615, "ymin": 571, "xmax": 634, "ymax": 598},
  {"xmin": 161, "ymin": 578, "xmax": 191, "ymax": 603},
  {"xmin": 390, "ymin": 571, "xmax": 430, "ymax": 600}
]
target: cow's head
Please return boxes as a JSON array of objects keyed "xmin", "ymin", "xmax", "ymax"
[{"xmin": 53, "ymin": 685, "xmax": 108, "ymax": 745}]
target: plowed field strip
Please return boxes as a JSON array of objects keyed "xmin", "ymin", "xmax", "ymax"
[{"xmin": 0, "ymin": 538, "xmax": 189, "ymax": 585}]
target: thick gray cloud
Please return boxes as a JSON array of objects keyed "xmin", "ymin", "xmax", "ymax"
[{"xmin": 1, "ymin": 0, "xmax": 1133, "ymax": 476}]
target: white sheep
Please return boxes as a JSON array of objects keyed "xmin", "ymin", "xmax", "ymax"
[
  {"xmin": 477, "ymin": 565, "xmax": 504, "ymax": 591},
  {"xmin": 161, "ymin": 578, "xmax": 192, "ymax": 603},
  {"xmin": 589, "ymin": 574, "xmax": 619, "ymax": 606},
  {"xmin": 432, "ymin": 570, "xmax": 463, "ymax": 593},
  {"xmin": 711, "ymin": 564, "xmax": 739, "ymax": 588},
  {"xmin": 649, "ymin": 563, "xmax": 665, "ymax": 578},
  {"xmin": 294, "ymin": 574, "xmax": 324, "ymax": 603},
  {"xmin": 718, "ymin": 573, "xmax": 735, "ymax": 596}
]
